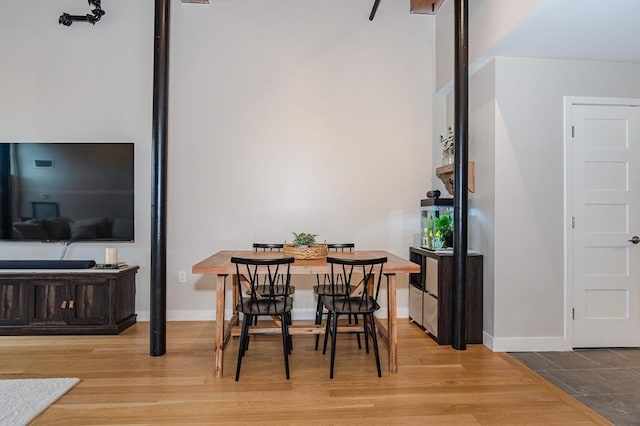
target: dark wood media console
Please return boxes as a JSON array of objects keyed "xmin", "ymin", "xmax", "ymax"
[
  {"xmin": 0, "ymin": 266, "xmax": 138, "ymax": 335},
  {"xmin": 409, "ymin": 247, "xmax": 483, "ymax": 344}
]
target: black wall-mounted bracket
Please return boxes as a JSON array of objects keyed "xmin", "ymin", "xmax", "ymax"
[{"xmin": 59, "ymin": 0, "xmax": 105, "ymax": 26}]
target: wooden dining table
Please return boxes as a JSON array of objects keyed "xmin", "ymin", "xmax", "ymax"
[{"xmin": 192, "ymin": 249, "xmax": 419, "ymax": 378}]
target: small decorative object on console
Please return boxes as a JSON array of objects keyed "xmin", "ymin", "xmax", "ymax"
[
  {"xmin": 94, "ymin": 262, "xmax": 128, "ymax": 270},
  {"xmin": 105, "ymin": 247, "xmax": 118, "ymax": 264}
]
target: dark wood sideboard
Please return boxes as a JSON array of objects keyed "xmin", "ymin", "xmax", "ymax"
[
  {"xmin": 409, "ymin": 247, "xmax": 483, "ymax": 344},
  {"xmin": 0, "ymin": 266, "xmax": 138, "ymax": 335}
]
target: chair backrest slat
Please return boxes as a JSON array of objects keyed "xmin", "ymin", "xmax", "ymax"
[
  {"xmin": 326, "ymin": 256, "xmax": 387, "ymax": 312},
  {"xmin": 231, "ymin": 256, "xmax": 294, "ymax": 314},
  {"xmin": 252, "ymin": 243, "xmax": 285, "ymax": 284},
  {"xmin": 253, "ymin": 243, "xmax": 284, "ymax": 252},
  {"xmin": 317, "ymin": 243, "xmax": 355, "ymax": 286},
  {"xmin": 327, "ymin": 243, "xmax": 354, "ymax": 252}
]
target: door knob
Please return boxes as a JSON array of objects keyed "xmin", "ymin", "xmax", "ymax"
[{"xmin": 629, "ymin": 236, "xmax": 640, "ymax": 244}]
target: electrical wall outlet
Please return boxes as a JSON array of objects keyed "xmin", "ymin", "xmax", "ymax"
[{"xmin": 178, "ymin": 271, "xmax": 187, "ymax": 283}]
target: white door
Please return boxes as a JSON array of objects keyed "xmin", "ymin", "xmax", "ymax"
[{"xmin": 572, "ymin": 102, "xmax": 640, "ymax": 348}]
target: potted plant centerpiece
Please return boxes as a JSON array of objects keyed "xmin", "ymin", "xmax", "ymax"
[
  {"xmin": 292, "ymin": 232, "xmax": 317, "ymax": 248},
  {"xmin": 284, "ymin": 232, "xmax": 328, "ymax": 259}
]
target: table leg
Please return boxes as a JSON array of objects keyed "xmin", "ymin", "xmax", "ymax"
[
  {"xmin": 214, "ymin": 274, "xmax": 226, "ymax": 378},
  {"xmin": 386, "ymin": 273, "xmax": 397, "ymax": 373},
  {"xmin": 232, "ymin": 274, "xmax": 239, "ymax": 315}
]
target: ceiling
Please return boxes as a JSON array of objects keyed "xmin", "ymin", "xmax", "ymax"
[
  {"xmin": 178, "ymin": 0, "xmax": 639, "ymax": 64},
  {"xmin": 486, "ymin": 0, "xmax": 640, "ymax": 63}
]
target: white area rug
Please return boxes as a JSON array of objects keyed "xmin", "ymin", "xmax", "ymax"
[{"xmin": 0, "ymin": 378, "xmax": 79, "ymax": 426}]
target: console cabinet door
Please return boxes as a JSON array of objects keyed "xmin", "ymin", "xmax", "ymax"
[
  {"xmin": 68, "ymin": 278, "xmax": 111, "ymax": 325},
  {"xmin": 423, "ymin": 292, "xmax": 438, "ymax": 337},
  {"xmin": 0, "ymin": 279, "xmax": 28, "ymax": 325},
  {"xmin": 29, "ymin": 280, "xmax": 69, "ymax": 325},
  {"xmin": 114, "ymin": 272, "xmax": 136, "ymax": 323},
  {"xmin": 408, "ymin": 284, "xmax": 423, "ymax": 326}
]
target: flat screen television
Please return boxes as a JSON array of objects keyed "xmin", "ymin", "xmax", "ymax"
[{"xmin": 0, "ymin": 142, "xmax": 134, "ymax": 242}]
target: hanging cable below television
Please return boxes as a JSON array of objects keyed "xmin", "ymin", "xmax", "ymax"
[{"xmin": 59, "ymin": 241, "xmax": 72, "ymax": 260}]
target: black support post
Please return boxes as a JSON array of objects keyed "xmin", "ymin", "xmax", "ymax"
[
  {"xmin": 452, "ymin": 0, "xmax": 469, "ymax": 350},
  {"xmin": 150, "ymin": 0, "xmax": 169, "ymax": 356}
]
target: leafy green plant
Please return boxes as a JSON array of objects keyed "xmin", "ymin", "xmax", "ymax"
[
  {"xmin": 439, "ymin": 126, "xmax": 455, "ymax": 154},
  {"xmin": 426, "ymin": 214, "xmax": 453, "ymax": 249},
  {"xmin": 434, "ymin": 215, "xmax": 453, "ymax": 242},
  {"xmin": 292, "ymin": 232, "xmax": 318, "ymax": 247}
]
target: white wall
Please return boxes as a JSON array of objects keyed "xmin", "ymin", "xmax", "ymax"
[
  {"xmin": 468, "ymin": 60, "xmax": 496, "ymax": 338},
  {"xmin": 471, "ymin": 57, "xmax": 640, "ymax": 351},
  {"xmin": 0, "ymin": 0, "xmax": 436, "ymax": 320},
  {"xmin": 435, "ymin": 0, "xmax": 542, "ymax": 93},
  {"xmin": 0, "ymin": 1, "xmax": 153, "ymax": 310},
  {"xmin": 168, "ymin": 0, "xmax": 435, "ymax": 320}
]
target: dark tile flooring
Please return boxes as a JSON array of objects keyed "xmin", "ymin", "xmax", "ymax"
[{"xmin": 510, "ymin": 349, "xmax": 640, "ymax": 426}]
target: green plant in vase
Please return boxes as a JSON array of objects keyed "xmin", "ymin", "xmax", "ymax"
[
  {"xmin": 291, "ymin": 232, "xmax": 318, "ymax": 248},
  {"xmin": 439, "ymin": 127, "xmax": 455, "ymax": 165},
  {"xmin": 429, "ymin": 215, "xmax": 453, "ymax": 249}
]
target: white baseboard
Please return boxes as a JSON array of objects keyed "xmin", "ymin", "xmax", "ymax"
[
  {"xmin": 485, "ymin": 332, "xmax": 572, "ymax": 352},
  {"xmin": 482, "ymin": 331, "xmax": 494, "ymax": 349},
  {"xmin": 136, "ymin": 310, "xmax": 217, "ymax": 321}
]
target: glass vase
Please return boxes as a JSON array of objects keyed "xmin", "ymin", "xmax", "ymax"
[{"xmin": 442, "ymin": 149, "xmax": 454, "ymax": 166}]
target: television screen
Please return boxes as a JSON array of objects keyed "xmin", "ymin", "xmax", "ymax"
[{"xmin": 0, "ymin": 143, "xmax": 134, "ymax": 242}]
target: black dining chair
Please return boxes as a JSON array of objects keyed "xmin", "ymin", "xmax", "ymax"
[
  {"xmin": 231, "ymin": 256, "xmax": 295, "ymax": 381},
  {"xmin": 313, "ymin": 243, "xmax": 355, "ymax": 350},
  {"xmin": 252, "ymin": 243, "xmax": 284, "ymax": 252},
  {"xmin": 321, "ymin": 256, "xmax": 387, "ymax": 379},
  {"xmin": 251, "ymin": 243, "xmax": 292, "ymax": 294},
  {"xmin": 249, "ymin": 243, "xmax": 296, "ymax": 325},
  {"xmin": 239, "ymin": 243, "xmax": 296, "ymax": 347}
]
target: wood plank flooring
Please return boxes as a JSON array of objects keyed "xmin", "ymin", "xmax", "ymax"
[{"xmin": 0, "ymin": 321, "xmax": 610, "ymax": 425}]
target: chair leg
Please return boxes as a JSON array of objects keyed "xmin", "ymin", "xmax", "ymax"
[
  {"xmin": 329, "ymin": 311, "xmax": 339, "ymax": 379},
  {"xmin": 235, "ymin": 314, "xmax": 251, "ymax": 381},
  {"xmin": 322, "ymin": 309, "xmax": 332, "ymax": 355},
  {"xmin": 239, "ymin": 313, "xmax": 252, "ymax": 353},
  {"xmin": 353, "ymin": 314, "xmax": 362, "ymax": 350},
  {"xmin": 286, "ymin": 312, "xmax": 293, "ymax": 353},
  {"xmin": 240, "ymin": 314, "xmax": 251, "ymax": 358},
  {"xmin": 368, "ymin": 313, "xmax": 382, "ymax": 377},
  {"xmin": 244, "ymin": 315, "xmax": 252, "ymax": 353},
  {"xmin": 314, "ymin": 296, "xmax": 324, "ymax": 351},
  {"xmin": 281, "ymin": 314, "xmax": 290, "ymax": 380},
  {"xmin": 362, "ymin": 314, "xmax": 370, "ymax": 354}
]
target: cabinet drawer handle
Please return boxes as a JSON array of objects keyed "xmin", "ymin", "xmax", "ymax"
[
  {"xmin": 69, "ymin": 300, "xmax": 74, "ymax": 309},
  {"xmin": 60, "ymin": 300, "xmax": 67, "ymax": 309}
]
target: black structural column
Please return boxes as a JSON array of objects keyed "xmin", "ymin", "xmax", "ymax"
[
  {"xmin": 452, "ymin": 0, "xmax": 469, "ymax": 350},
  {"xmin": 150, "ymin": 0, "xmax": 169, "ymax": 356}
]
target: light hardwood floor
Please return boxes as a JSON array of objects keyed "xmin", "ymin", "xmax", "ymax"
[{"xmin": 0, "ymin": 321, "xmax": 610, "ymax": 425}]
